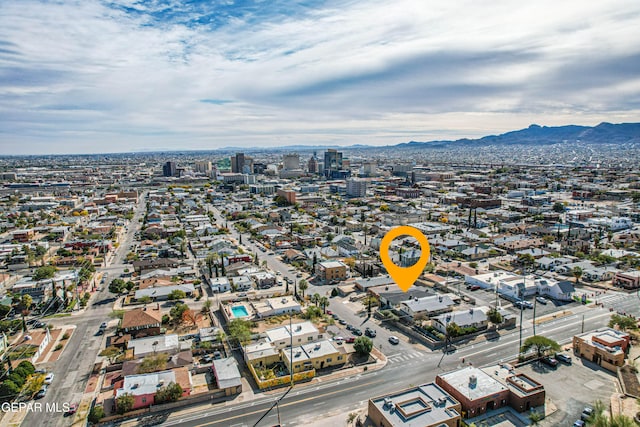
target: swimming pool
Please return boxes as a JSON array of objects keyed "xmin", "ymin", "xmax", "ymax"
[{"xmin": 231, "ymin": 305, "xmax": 250, "ymax": 318}]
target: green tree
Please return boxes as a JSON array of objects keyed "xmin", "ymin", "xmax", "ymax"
[
  {"xmin": 520, "ymin": 335, "xmax": 561, "ymax": 358},
  {"xmin": 32, "ymin": 265, "xmax": 56, "ymax": 280},
  {"xmin": 298, "ymin": 280, "xmax": 308, "ymax": 298},
  {"xmin": 311, "ymin": 293, "xmax": 321, "ymax": 306},
  {"xmin": 109, "ymin": 278, "xmax": 126, "ymax": 294},
  {"xmin": 552, "ymin": 202, "xmax": 565, "ymax": 213},
  {"xmin": 0, "ymin": 380, "xmax": 20, "ymax": 402},
  {"xmin": 572, "ymin": 266, "xmax": 583, "ymax": 284},
  {"xmin": 168, "ymin": 289, "xmax": 186, "ymax": 300},
  {"xmin": 116, "ymin": 393, "xmax": 135, "ymax": 414},
  {"xmin": 137, "ymin": 296, "xmax": 152, "ymax": 305},
  {"xmin": 608, "ymin": 314, "xmax": 638, "ymax": 331},
  {"xmin": 303, "ymin": 305, "xmax": 323, "ymax": 319},
  {"xmin": 170, "ymin": 303, "xmax": 189, "ymax": 322},
  {"xmin": 202, "ymin": 299, "xmax": 212, "ymax": 314},
  {"xmin": 16, "ymin": 361, "xmax": 35, "ymax": 376},
  {"xmin": 88, "ymin": 406, "xmax": 105, "ymax": 424},
  {"xmin": 529, "ymin": 411, "xmax": 543, "ymax": 425},
  {"xmin": 353, "ymin": 336, "xmax": 373, "ymax": 356},
  {"xmin": 319, "ymin": 296, "xmax": 330, "ymax": 314},
  {"xmin": 154, "ymin": 382, "xmax": 183, "ymax": 403},
  {"xmin": 228, "ymin": 318, "xmax": 252, "ymax": 346},
  {"xmin": 487, "ymin": 308, "xmax": 503, "ymax": 324}
]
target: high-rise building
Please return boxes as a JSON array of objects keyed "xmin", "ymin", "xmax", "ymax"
[
  {"xmin": 231, "ymin": 153, "xmax": 245, "ymax": 173},
  {"xmin": 362, "ymin": 161, "xmax": 377, "ymax": 176},
  {"xmin": 346, "ymin": 178, "xmax": 367, "ymax": 198},
  {"xmin": 162, "ymin": 161, "xmax": 177, "ymax": 177},
  {"xmin": 282, "ymin": 154, "xmax": 300, "ymax": 171},
  {"xmin": 324, "ymin": 149, "xmax": 343, "ymax": 178},
  {"xmin": 308, "ymin": 154, "xmax": 318, "ymax": 174},
  {"xmin": 194, "ymin": 161, "xmax": 212, "ymax": 175}
]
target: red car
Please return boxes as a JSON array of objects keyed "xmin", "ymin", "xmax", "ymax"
[
  {"xmin": 345, "ymin": 337, "xmax": 355, "ymax": 343},
  {"xmin": 64, "ymin": 403, "xmax": 78, "ymax": 417},
  {"xmin": 326, "ymin": 310, "xmax": 333, "ymax": 315}
]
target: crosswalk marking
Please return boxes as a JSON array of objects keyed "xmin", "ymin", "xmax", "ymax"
[{"xmin": 387, "ymin": 351, "xmax": 425, "ymax": 363}]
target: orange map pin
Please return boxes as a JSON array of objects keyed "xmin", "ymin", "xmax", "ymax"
[{"xmin": 379, "ymin": 226, "xmax": 431, "ymax": 292}]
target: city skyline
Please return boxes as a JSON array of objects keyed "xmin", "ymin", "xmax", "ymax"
[{"xmin": 1, "ymin": 0, "xmax": 640, "ymax": 155}]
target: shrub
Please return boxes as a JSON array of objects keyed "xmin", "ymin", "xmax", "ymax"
[
  {"xmin": 62, "ymin": 332, "xmax": 70, "ymax": 340},
  {"xmin": 54, "ymin": 343, "xmax": 63, "ymax": 351}
]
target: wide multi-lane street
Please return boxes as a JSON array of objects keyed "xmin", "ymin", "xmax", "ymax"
[{"xmin": 20, "ymin": 192, "xmax": 147, "ymax": 427}]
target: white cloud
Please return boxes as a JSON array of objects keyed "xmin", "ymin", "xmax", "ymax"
[{"xmin": 0, "ymin": 0, "xmax": 639, "ymax": 154}]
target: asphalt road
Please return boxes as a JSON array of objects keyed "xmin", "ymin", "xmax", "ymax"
[
  {"xmin": 154, "ymin": 300, "xmax": 617, "ymax": 427},
  {"xmin": 21, "ymin": 192, "xmax": 147, "ymax": 427}
]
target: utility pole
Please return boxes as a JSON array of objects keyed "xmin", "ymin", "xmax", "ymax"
[{"xmin": 581, "ymin": 314, "xmax": 585, "ymax": 334}]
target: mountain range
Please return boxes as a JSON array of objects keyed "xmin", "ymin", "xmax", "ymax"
[{"xmin": 394, "ymin": 122, "xmax": 640, "ymax": 149}]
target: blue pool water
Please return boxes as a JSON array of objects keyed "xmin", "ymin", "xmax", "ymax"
[{"xmin": 231, "ymin": 305, "xmax": 249, "ymax": 317}]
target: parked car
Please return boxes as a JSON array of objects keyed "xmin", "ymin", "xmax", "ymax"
[
  {"xmin": 35, "ymin": 385, "xmax": 47, "ymax": 399},
  {"xmin": 326, "ymin": 310, "xmax": 333, "ymax": 315},
  {"xmin": 352, "ymin": 328, "xmax": 363, "ymax": 336},
  {"xmin": 573, "ymin": 421, "xmax": 585, "ymax": 427},
  {"xmin": 581, "ymin": 407, "xmax": 594, "ymax": 421},
  {"xmin": 331, "ymin": 314, "xmax": 339, "ymax": 320},
  {"xmin": 555, "ymin": 353, "xmax": 572, "ymax": 364},
  {"xmin": 339, "ymin": 319, "xmax": 347, "ymax": 325},
  {"xmin": 541, "ymin": 356, "xmax": 559, "ymax": 368},
  {"xmin": 365, "ymin": 327, "xmax": 376, "ymax": 338},
  {"xmin": 345, "ymin": 337, "xmax": 355, "ymax": 343},
  {"xmin": 201, "ymin": 355, "xmax": 213, "ymax": 364},
  {"xmin": 64, "ymin": 403, "xmax": 78, "ymax": 417},
  {"xmin": 346, "ymin": 324, "xmax": 354, "ymax": 331},
  {"xmin": 44, "ymin": 373, "xmax": 54, "ymax": 384},
  {"xmin": 388, "ymin": 336, "xmax": 400, "ymax": 345},
  {"xmin": 213, "ymin": 351, "xmax": 222, "ymax": 360},
  {"xmin": 467, "ymin": 285, "xmax": 481, "ymax": 291},
  {"xmin": 536, "ymin": 296, "xmax": 548, "ymax": 305},
  {"xmin": 99, "ymin": 322, "xmax": 108, "ymax": 330}
]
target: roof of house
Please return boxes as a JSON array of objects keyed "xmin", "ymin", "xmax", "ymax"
[
  {"xmin": 438, "ymin": 366, "xmax": 507, "ymax": 401},
  {"xmin": 212, "ymin": 357, "xmax": 242, "ymax": 389},
  {"xmin": 121, "ymin": 307, "xmax": 163, "ymax": 330},
  {"xmin": 433, "ymin": 306, "xmax": 489, "ymax": 327},
  {"xmin": 127, "ymin": 334, "xmax": 183, "ymax": 355},
  {"xmin": 401, "ymin": 294, "xmax": 455, "ymax": 314},
  {"xmin": 557, "ymin": 280, "xmax": 575, "ymax": 293},
  {"xmin": 134, "ymin": 283, "xmax": 195, "ymax": 299}
]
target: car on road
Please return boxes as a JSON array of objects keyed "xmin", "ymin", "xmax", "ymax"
[
  {"xmin": 365, "ymin": 328, "xmax": 376, "ymax": 338},
  {"xmin": 388, "ymin": 336, "xmax": 400, "ymax": 345},
  {"xmin": 540, "ymin": 355, "xmax": 559, "ymax": 368},
  {"xmin": 346, "ymin": 324, "xmax": 354, "ymax": 330},
  {"xmin": 345, "ymin": 337, "xmax": 355, "ymax": 343},
  {"xmin": 44, "ymin": 373, "xmax": 54, "ymax": 384},
  {"xmin": 338, "ymin": 319, "xmax": 347, "ymax": 325},
  {"xmin": 555, "ymin": 353, "xmax": 572, "ymax": 364},
  {"xmin": 237, "ymin": 292, "xmax": 247, "ymax": 297},
  {"xmin": 35, "ymin": 385, "xmax": 47, "ymax": 399},
  {"xmin": 535, "ymin": 296, "xmax": 548, "ymax": 305},
  {"xmin": 64, "ymin": 403, "xmax": 78, "ymax": 417},
  {"xmin": 352, "ymin": 328, "xmax": 363, "ymax": 336},
  {"xmin": 581, "ymin": 407, "xmax": 594, "ymax": 421}
]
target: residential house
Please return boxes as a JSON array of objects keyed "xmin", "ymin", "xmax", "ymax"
[
  {"xmin": 211, "ymin": 358, "xmax": 242, "ymax": 396},
  {"xmin": 115, "ymin": 368, "xmax": 192, "ymax": 410},
  {"xmin": 432, "ymin": 307, "xmax": 490, "ymax": 334},
  {"xmin": 127, "ymin": 334, "xmax": 191, "ymax": 358},
  {"xmin": 121, "ymin": 307, "xmax": 162, "ymax": 338},
  {"xmin": 399, "ymin": 294, "xmax": 456, "ymax": 319},
  {"xmin": 283, "ymin": 340, "xmax": 345, "ymax": 373}
]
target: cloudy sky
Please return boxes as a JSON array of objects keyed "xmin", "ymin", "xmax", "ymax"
[{"xmin": 1, "ymin": 0, "xmax": 639, "ymax": 154}]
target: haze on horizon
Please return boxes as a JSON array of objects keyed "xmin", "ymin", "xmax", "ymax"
[{"xmin": 1, "ymin": 0, "xmax": 639, "ymax": 155}]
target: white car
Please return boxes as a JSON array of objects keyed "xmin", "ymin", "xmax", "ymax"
[
  {"xmin": 388, "ymin": 336, "xmax": 400, "ymax": 345},
  {"xmin": 44, "ymin": 373, "xmax": 54, "ymax": 384}
]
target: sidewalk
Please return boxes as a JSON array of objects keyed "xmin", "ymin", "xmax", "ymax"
[{"xmin": 118, "ymin": 349, "xmax": 388, "ymax": 426}]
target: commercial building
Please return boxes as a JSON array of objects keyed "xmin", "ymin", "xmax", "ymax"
[
  {"xmin": 162, "ymin": 161, "xmax": 177, "ymax": 177},
  {"xmin": 613, "ymin": 270, "xmax": 640, "ymax": 290},
  {"xmin": 194, "ymin": 161, "xmax": 212, "ymax": 174},
  {"xmin": 436, "ymin": 365, "xmax": 545, "ymax": 418},
  {"xmin": 282, "ymin": 154, "xmax": 300, "ymax": 170},
  {"xmin": 573, "ymin": 328, "xmax": 630, "ymax": 371},
  {"xmin": 317, "ymin": 261, "xmax": 348, "ymax": 284},
  {"xmin": 368, "ymin": 382, "xmax": 461, "ymax": 427},
  {"xmin": 346, "ymin": 178, "xmax": 367, "ymax": 198},
  {"xmin": 231, "ymin": 153, "xmax": 253, "ymax": 174}
]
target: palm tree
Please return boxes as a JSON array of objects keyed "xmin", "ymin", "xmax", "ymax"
[
  {"xmin": 298, "ymin": 280, "xmax": 308, "ymax": 299},
  {"xmin": 311, "ymin": 293, "xmax": 321, "ymax": 307},
  {"xmin": 346, "ymin": 412, "xmax": 358, "ymax": 426},
  {"xmin": 572, "ymin": 266, "xmax": 583, "ymax": 284},
  {"xmin": 205, "ymin": 253, "xmax": 218, "ymax": 277},
  {"xmin": 319, "ymin": 296, "xmax": 329, "ymax": 314}
]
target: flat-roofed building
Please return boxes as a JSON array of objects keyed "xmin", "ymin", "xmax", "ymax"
[
  {"xmin": 282, "ymin": 339, "xmax": 345, "ymax": 373},
  {"xmin": 265, "ymin": 321, "xmax": 321, "ymax": 350},
  {"xmin": 436, "ymin": 366, "xmax": 509, "ymax": 419},
  {"xmin": 368, "ymin": 382, "xmax": 461, "ymax": 427},
  {"xmin": 317, "ymin": 260, "xmax": 347, "ymax": 284},
  {"xmin": 573, "ymin": 328, "xmax": 630, "ymax": 371},
  {"xmin": 253, "ymin": 296, "xmax": 302, "ymax": 318},
  {"xmin": 483, "ymin": 365, "xmax": 545, "ymax": 413}
]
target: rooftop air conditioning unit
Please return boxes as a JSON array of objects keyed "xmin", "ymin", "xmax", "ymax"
[{"xmin": 469, "ymin": 375, "xmax": 477, "ymax": 387}]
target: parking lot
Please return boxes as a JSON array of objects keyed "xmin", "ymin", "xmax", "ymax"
[{"xmin": 517, "ymin": 355, "xmax": 618, "ymax": 426}]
